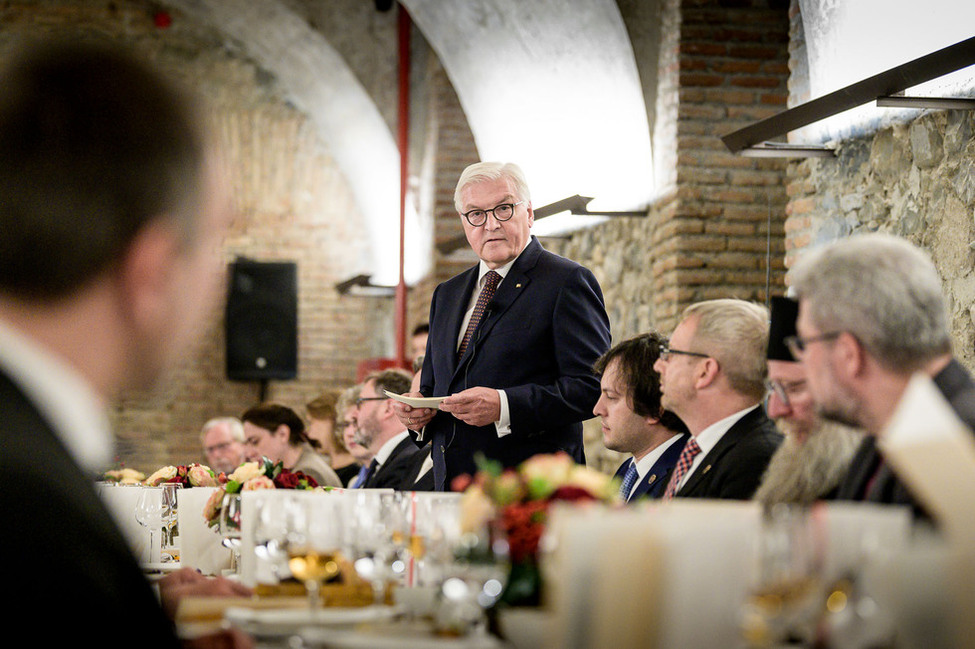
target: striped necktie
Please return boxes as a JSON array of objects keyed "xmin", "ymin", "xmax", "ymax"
[
  {"xmin": 457, "ymin": 270, "xmax": 501, "ymax": 360},
  {"xmin": 662, "ymin": 437, "xmax": 701, "ymax": 500},
  {"xmin": 619, "ymin": 459, "xmax": 639, "ymax": 501}
]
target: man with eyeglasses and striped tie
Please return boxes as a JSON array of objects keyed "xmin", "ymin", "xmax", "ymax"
[
  {"xmin": 653, "ymin": 298, "xmax": 782, "ymax": 500},
  {"xmin": 391, "ymin": 161, "xmax": 611, "ymax": 491}
]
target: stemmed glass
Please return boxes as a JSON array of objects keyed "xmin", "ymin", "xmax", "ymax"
[
  {"xmin": 160, "ymin": 483, "xmax": 182, "ymax": 563},
  {"xmin": 253, "ymin": 492, "xmax": 291, "ymax": 583},
  {"xmin": 349, "ymin": 491, "xmax": 409, "ymax": 606},
  {"xmin": 284, "ymin": 494, "xmax": 345, "ymax": 612},
  {"xmin": 435, "ymin": 518, "xmax": 510, "ymax": 636},
  {"xmin": 219, "ymin": 492, "xmax": 244, "ymax": 574},
  {"xmin": 740, "ymin": 504, "xmax": 822, "ymax": 648},
  {"xmin": 135, "ymin": 486, "xmax": 164, "ymax": 565}
]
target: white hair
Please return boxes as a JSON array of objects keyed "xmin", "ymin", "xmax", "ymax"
[
  {"xmin": 790, "ymin": 233, "xmax": 951, "ymax": 372},
  {"xmin": 200, "ymin": 416, "xmax": 244, "ymax": 443},
  {"xmin": 453, "ymin": 161, "xmax": 531, "ymax": 213}
]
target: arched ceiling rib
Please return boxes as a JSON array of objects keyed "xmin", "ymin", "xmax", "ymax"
[
  {"xmin": 402, "ymin": 0, "xmax": 655, "ymax": 223},
  {"xmin": 160, "ymin": 0, "xmax": 424, "ymax": 287}
]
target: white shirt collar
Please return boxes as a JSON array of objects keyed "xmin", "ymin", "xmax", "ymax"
[
  {"xmin": 476, "ymin": 237, "xmax": 532, "ymax": 284},
  {"xmin": 693, "ymin": 404, "xmax": 760, "ymax": 457},
  {"xmin": 633, "ymin": 433, "xmax": 685, "ymax": 477},
  {"xmin": 374, "ymin": 430, "xmax": 409, "ymax": 466},
  {"xmin": 0, "ymin": 317, "xmax": 112, "ymax": 475}
]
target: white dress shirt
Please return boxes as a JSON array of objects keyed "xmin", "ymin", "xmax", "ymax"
[
  {"xmin": 0, "ymin": 317, "xmax": 112, "ymax": 476},
  {"xmin": 624, "ymin": 433, "xmax": 687, "ymax": 500},
  {"xmin": 454, "ymin": 240, "xmax": 531, "ymax": 438},
  {"xmin": 671, "ymin": 404, "xmax": 760, "ymax": 492},
  {"xmin": 373, "ymin": 430, "xmax": 410, "ymax": 467}
]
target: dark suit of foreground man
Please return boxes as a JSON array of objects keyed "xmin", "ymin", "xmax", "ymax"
[
  {"xmin": 0, "ymin": 40, "xmax": 251, "ymax": 648},
  {"xmin": 393, "ymin": 162, "xmax": 611, "ymax": 490}
]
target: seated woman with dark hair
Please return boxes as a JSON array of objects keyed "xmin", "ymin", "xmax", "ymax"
[{"xmin": 241, "ymin": 402, "xmax": 342, "ymax": 488}]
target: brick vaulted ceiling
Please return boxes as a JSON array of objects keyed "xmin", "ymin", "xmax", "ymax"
[{"xmin": 158, "ymin": 0, "xmax": 655, "ymax": 287}]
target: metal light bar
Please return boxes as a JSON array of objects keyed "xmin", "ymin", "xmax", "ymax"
[
  {"xmin": 877, "ymin": 95, "xmax": 975, "ymax": 110},
  {"xmin": 739, "ymin": 142, "xmax": 835, "ymax": 158},
  {"xmin": 335, "ymin": 274, "xmax": 396, "ymax": 296},
  {"xmin": 721, "ymin": 35, "xmax": 975, "ymax": 154},
  {"xmin": 435, "ymin": 194, "xmax": 647, "ymax": 254}
]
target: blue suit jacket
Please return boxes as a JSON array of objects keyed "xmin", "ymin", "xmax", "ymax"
[
  {"xmin": 417, "ymin": 237, "xmax": 611, "ymax": 490},
  {"xmin": 613, "ymin": 433, "xmax": 689, "ymax": 501}
]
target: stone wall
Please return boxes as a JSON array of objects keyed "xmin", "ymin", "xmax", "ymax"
[{"xmin": 785, "ymin": 114, "xmax": 975, "ymax": 371}]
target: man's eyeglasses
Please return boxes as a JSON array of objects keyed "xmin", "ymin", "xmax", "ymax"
[
  {"xmin": 355, "ymin": 396, "xmax": 389, "ymax": 408},
  {"xmin": 658, "ymin": 343, "xmax": 710, "ymax": 362},
  {"xmin": 764, "ymin": 378, "xmax": 807, "ymax": 409},
  {"xmin": 783, "ymin": 332, "xmax": 841, "ymax": 357},
  {"xmin": 462, "ymin": 201, "xmax": 524, "ymax": 227}
]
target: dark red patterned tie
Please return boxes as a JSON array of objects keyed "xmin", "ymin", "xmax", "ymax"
[
  {"xmin": 662, "ymin": 437, "xmax": 701, "ymax": 499},
  {"xmin": 457, "ymin": 270, "xmax": 500, "ymax": 361}
]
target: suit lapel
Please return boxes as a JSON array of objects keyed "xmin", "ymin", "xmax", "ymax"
[
  {"xmin": 678, "ymin": 408, "xmax": 762, "ymax": 496},
  {"xmin": 446, "ymin": 267, "xmax": 479, "ymax": 377},
  {"xmin": 453, "ymin": 237, "xmax": 541, "ymax": 372}
]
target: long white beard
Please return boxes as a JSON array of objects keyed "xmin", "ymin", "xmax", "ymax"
[{"xmin": 753, "ymin": 420, "xmax": 863, "ymax": 509}]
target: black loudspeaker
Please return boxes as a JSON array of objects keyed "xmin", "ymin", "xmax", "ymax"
[{"xmin": 225, "ymin": 260, "xmax": 298, "ymax": 381}]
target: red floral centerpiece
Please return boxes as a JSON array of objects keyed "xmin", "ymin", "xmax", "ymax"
[
  {"xmin": 454, "ymin": 452, "xmax": 620, "ymax": 606},
  {"xmin": 202, "ymin": 457, "xmax": 320, "ymax": 528}
]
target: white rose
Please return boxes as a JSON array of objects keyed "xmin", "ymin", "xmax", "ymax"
[
  {"xmin": 229, "ymin": 461, "xmax": 263, "ymax": 484},
  {"xmin": 145, "ymin": 465, "xmax": 178, "ymax": 486}
]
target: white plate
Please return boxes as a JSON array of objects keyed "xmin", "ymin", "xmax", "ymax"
[
  {"xmin": 224, "ymin": 605, "xmax": 404, "ymax": 636},
  {"xmin": 384, "ymin": 390, "xmax": 446, "ymax": 409},
  {"xmin": 302, "ymin": 624, "xmax": 504, "ymax": 649}
]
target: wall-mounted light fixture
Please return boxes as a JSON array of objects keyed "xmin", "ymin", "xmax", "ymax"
[{"xmin": 335, "ymin": 274, "xmax": 396, "ymax": 297}]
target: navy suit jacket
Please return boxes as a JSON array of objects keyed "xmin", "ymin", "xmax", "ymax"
[
  {"xmin": 613, "ymin": 433, "xmax": 689, "ymax": 501},
  {"xmin": 671, "ymin": 406, "xmax": 783, "ymax": 500},
  {"xmin": 833, "ymin": 358, "xmax": 975, "ymax": 517},
  {"xmin": 364, "ymin": 434, "xmax": 422, "ymax": 490},
  {"xmin": 417, "ymin": 237, "xmax": 611, "ymax": 490},
  {"xmin": 0, "ymin": 371, "xmax": 180, "ymax": 647}
]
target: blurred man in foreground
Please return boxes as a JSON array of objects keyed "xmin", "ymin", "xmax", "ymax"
[
  {"xmin": 592, "ymin": 332, "xmax": 689, "ymax": 501},
  {"xmin": 753, "ymin": 297, "xmax": 861, "ymax": 509},
  {"xmin": 0, "ymin": 39, "xmax": 251, "ymax": 647}
]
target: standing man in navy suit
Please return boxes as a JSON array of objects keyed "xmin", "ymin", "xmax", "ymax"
[
  {"xmin": 392, "ymin": 161, "xmax": 611, "ymax": 491},
  {"xmin": 593, "ymin": 332, "xmax": 689, "ymax": 502}
]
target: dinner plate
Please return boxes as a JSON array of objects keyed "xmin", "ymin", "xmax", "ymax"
[
  {"xmin": 224, "ymin": 605, "xmax": 404, "ymax": 636},
  {"xmin": 301, "ymin": 623, "xmax": 505, "ymax": 649},
  {"xmin": 384, "ymin": 390, "xmax": 446, "ymax": 409}
]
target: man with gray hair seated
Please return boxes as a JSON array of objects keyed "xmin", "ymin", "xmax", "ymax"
[
  {"xmin": 200, "ymin": 416, "xmax": 246, "ymax": 475},
  {"xmin": 789, "ymin": 233, "xmax": 975, "ymax": 512},
  {"xmin": 653, "ymin": 298, "xmax": 783, "ymax": 500}
]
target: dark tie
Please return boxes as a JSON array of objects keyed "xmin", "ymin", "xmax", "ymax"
[
  {"xmin": 619, "ymin": 460, "xmax": 639, "ymax": 501},
  {"xmin": 457, "ymin": 270, "xmax": 501, "ymax": 361},
  {"xmin": 662, "ymin": 437, "xmax": 701, "ymax": 500}
]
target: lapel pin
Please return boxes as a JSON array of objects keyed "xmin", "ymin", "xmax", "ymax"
[
  {"xmin": 646, "ymin": 475, "xmax": 657, "ymax": 485},
  {"xmin": 516, "ymin": 283, "xmax": 522, "ymax": 288},
  {"xmin": 701, "ymin": 465, "xmax": 711, "ymax": 475}
]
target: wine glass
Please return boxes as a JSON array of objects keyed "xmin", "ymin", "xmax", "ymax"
[
  {"xmin": 412, "ymin": 494, "xmax": 463, "ymax": 588},
  {"xmin": 740, "ymin": 504, "xmax": 822, "ymax": 648},
  {"xmin": 253, "ymin": 492, "xmax": 291, "ymax": 583},
  {"xmin": 284, "ymin": 494, "xmax": 345, "ymax": 612},
  {"xmin": 160, "ymin": 483, "xmax": 182, "ymax": 563},
  {"xmin": 219, "ymin": 492, "xmax": 244, "ymax": 574},
  {"xmin": 434, "ymin": 519, "xmax": 510, "ymax": 636},
  {"xmin": 349, "ymin": 491, "xmax": 409, "ymax": 606},
  {"xmin": 135, "ymin": 486, "xmax": 164, "ymax": 565}
]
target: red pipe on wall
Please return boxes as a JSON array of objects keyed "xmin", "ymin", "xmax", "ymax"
[{"xmin": 395, "ymin": 2, "xmax": 411, "ymax": 369}]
